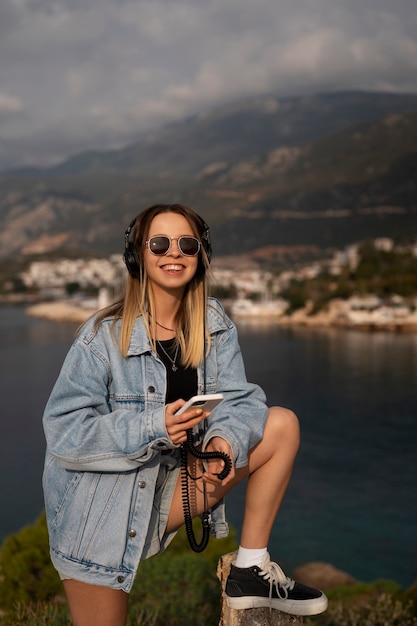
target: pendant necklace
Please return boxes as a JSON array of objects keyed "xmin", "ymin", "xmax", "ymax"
[{"xmin": 157, "ymin": 340, "xmax": 180, "ymax": 372}]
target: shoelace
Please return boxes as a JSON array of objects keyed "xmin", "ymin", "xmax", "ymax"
[{"xmin": 258, "ymin": 554, "xmax": 296, "ymax": 604}]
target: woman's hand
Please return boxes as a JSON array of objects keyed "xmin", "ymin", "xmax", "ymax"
[
  {"xmin": 165, "ymin": 399, "xmax": 209, "ymax": 446},
  {"xmin": 203, "ymin": 436, "xmax": 235, "ymax": 486}
]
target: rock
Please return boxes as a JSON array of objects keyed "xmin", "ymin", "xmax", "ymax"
[
  {"xmin": 292, "ymin": 562, "xmax": 357, "ymax": 590},
  {"xmin": 26, "ymin": 300, "xmax": 94, "ymax": 324}
]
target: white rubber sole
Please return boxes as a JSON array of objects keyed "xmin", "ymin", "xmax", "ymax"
[{"xmin": 226, "ymin": 593, "xmax": 329, "ymax": 616}]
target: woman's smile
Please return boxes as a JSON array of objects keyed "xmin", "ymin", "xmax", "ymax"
[{"xmin": 160, "ymin": 263, "xmax": 186, "ymax": 273}]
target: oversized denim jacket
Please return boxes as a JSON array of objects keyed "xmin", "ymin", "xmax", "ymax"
[{"xmin": 42, "ymin": 298, "xmax": 268, "ymax": 591}]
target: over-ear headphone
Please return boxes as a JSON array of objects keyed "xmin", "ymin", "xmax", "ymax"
[
  {"xmin": 199, "ymin": 217, "xmax": 212, "ymax": 263},
  {"xmin": 123, "ymin": 212, "xmax": 212, "ymax": 278},
  {"xmin": 123, "ymin": 217, "xmax": 142, "ymax": 278}
]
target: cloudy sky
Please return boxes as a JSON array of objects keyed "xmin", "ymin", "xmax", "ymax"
[{"xmin": 1, "ymin": 0, "xmax": 417, "ymax": 169}]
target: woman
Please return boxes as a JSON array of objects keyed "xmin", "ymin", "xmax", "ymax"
[{"xmin": 43, "ymin": 203, "xmax": 327, "ymax": 626}]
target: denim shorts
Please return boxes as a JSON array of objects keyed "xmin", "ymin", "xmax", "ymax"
[
  {"xmin": 141, "ymin": 450, "xmax": 181, "ymax": 559},
  {"xmin": 58, "ymin": 451, "xmax": 181, "ymax": 583}
]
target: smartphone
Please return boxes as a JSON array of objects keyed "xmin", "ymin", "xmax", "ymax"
[{"xmin": 175, "ymin": 393, "xmax": 224, "ymax": 415}]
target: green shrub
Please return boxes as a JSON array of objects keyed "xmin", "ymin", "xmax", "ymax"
[
  {"xmin": 0, "ymin": 601, "xmax": 71, "ymax": 626},
  {"xmin": 0, "ymin": 512, "xmax": 62, "ymax": 611},
  {"xmin": 405, "ymin": 580, "xmax": 417, "ymax": 613},
  {"xmin": 128, "ymin": 522, "xmax": 237, "ymax": 626},
  {"xmin": 325, "ymin": 579, "xmax": 402, "ymax": 603},
  {"xmin": 305, "ymin": 590, "xmax": 417, "ymax": 626},
  {"xmin": 129, "ymin": 553, "xmax": 218, "ymax": 626}
]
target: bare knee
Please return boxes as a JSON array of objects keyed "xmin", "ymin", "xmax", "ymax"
[
  {"xmin": 266, "ymin": 406, "xmax": 300, "ymax": 451},
  {"xmin": 63, "ymin": 580, "xmax": 128, "ymax": 626}
]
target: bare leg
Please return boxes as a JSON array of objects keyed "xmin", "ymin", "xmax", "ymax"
[
  {"xmin": 63, "ymin": 580, "xmax": 128, "ymax": 626},
  {"xmin": 240, "ymin": 406, "xmax": 300, "ymax": 547},
  {"xmin": 166, "ymin": 406, "xmax": 300, "ymax": 548}
]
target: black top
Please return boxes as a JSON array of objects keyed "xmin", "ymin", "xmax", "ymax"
[{"xmin": 156, "ymin": 338, "xmax": 198, "ymax": 403}]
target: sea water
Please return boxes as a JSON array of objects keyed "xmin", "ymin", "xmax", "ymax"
[{"xmin": 0, "ymin": 306, "xmax": 415, "ymax": 588}]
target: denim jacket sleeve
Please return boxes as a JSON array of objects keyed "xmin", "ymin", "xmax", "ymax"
[
  {"xmin": 44, "ymin": 301, "xmax": 269, "ymax": 473},
  {"xmin": 43, "ymin": 318, "xmax": 173, "ymax": 472},
  {"xmin": 203, "ymin": 299, "xmax": 269, "ymax": 468}
]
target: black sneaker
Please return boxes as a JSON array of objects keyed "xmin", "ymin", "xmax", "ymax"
[{"xmin": 225, "ymin": 553, "xmax": 328, "ymax": 616}]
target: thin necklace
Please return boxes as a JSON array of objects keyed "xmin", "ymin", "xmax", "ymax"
[
  {"xmin": 155, "ymin": 320, "xmax": 176, "ymax": 333},
  {"xmin": 157, "ymin": 340, "xmax": 180, "ymax": 372}
]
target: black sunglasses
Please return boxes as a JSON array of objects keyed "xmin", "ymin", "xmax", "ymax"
[{"xmin": 146, "ymin": 235, "xmax": 201, "ymax": 257}]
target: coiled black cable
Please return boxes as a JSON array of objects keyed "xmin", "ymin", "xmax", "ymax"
[{"xmin": 181, "ymin": 429, "xmax": 232, "ymax": 552}]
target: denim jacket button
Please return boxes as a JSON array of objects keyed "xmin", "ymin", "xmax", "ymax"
[
  {"xmin": 117, "ymin": 575, "xmax": 125, "ymax": 583},
  {"xmin": 138, "ymin": 480, "xmax": 146, "ymax": 488},
  {"xmin": 128, "ymin": 529, "xmax": 136, "ymax": 537},
  {"xmin": 148, "ymin": 385, "xmax": 155, "ymax": 393}
]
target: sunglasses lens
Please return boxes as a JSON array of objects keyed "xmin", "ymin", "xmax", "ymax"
[
  {"xmin": 148, "ymin": 236, "xmax": 170, "ymax": 255},
  {"xmin": 179, "ymin": 237, "xmax": 200, "ymax": 256},
  {"xmin": 147, "ymin": 236, "xmax": 200, "ymax": 256}
]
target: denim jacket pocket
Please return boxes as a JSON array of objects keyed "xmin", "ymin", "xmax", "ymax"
[{"xmin": 48, "ymin": 467, "xmax": 139, "ymax": 568}]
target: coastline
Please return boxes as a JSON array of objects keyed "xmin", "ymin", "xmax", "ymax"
[
  {"xmin": 24, "ymin": 298, "xmax": 417, "ymax": 332},
  {"xmin": 273, "ymin": 299, "xmax": 417, "ymax": 333},
  {"xmin": 25, "ymin": 300, "xmax": 96, "ymax": 324}
]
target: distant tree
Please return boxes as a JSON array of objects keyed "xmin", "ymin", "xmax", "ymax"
[
  {"xmin": 210, "ymin": 283, "xmax": 238, "ymax": 300},
  {"xmin": 280, "ymin": 281, "xmax": 309, "ymax": 313},
  {"xmin": 354, "ymin": 241, "xmax": 417, "ymax": 297},
  {"xmin": 65, "ymin": 281, "xmax": 80, "ymax": 295}
]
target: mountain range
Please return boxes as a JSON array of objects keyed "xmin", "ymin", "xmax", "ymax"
[{"xmin": 1, "ymin": 90, "xmax": 417, "ymax": 264}]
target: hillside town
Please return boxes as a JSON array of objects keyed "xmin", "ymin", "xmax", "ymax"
[{"xmin": 17, "ymin": 237, "xmax": 417, "ymax": 332}]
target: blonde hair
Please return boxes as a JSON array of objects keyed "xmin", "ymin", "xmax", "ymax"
[{"xmin": 94, "ymin": 204, "xmax": 211, "ymax": 369}]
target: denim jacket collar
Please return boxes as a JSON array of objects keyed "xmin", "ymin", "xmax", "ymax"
[{"xmin": 126, "ymin": 298, "xmax": 232, "ymax": 357}]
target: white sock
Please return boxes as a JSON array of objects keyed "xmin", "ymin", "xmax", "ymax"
[{"xmin": 234, "ymin": 546, "xmax": 267, "ymax": 569}]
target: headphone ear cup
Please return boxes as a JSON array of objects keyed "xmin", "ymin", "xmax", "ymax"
[
  {"xmin": 124, "ymin": 217, "xmax": 142, "ymax": 277},
  {"xmin": 199, "ymin": 219, "xmax": 212, "ymax": 263},
  {"xmin": 124, "ymin": 244, "xmax": 141, "ymax": 277}
]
